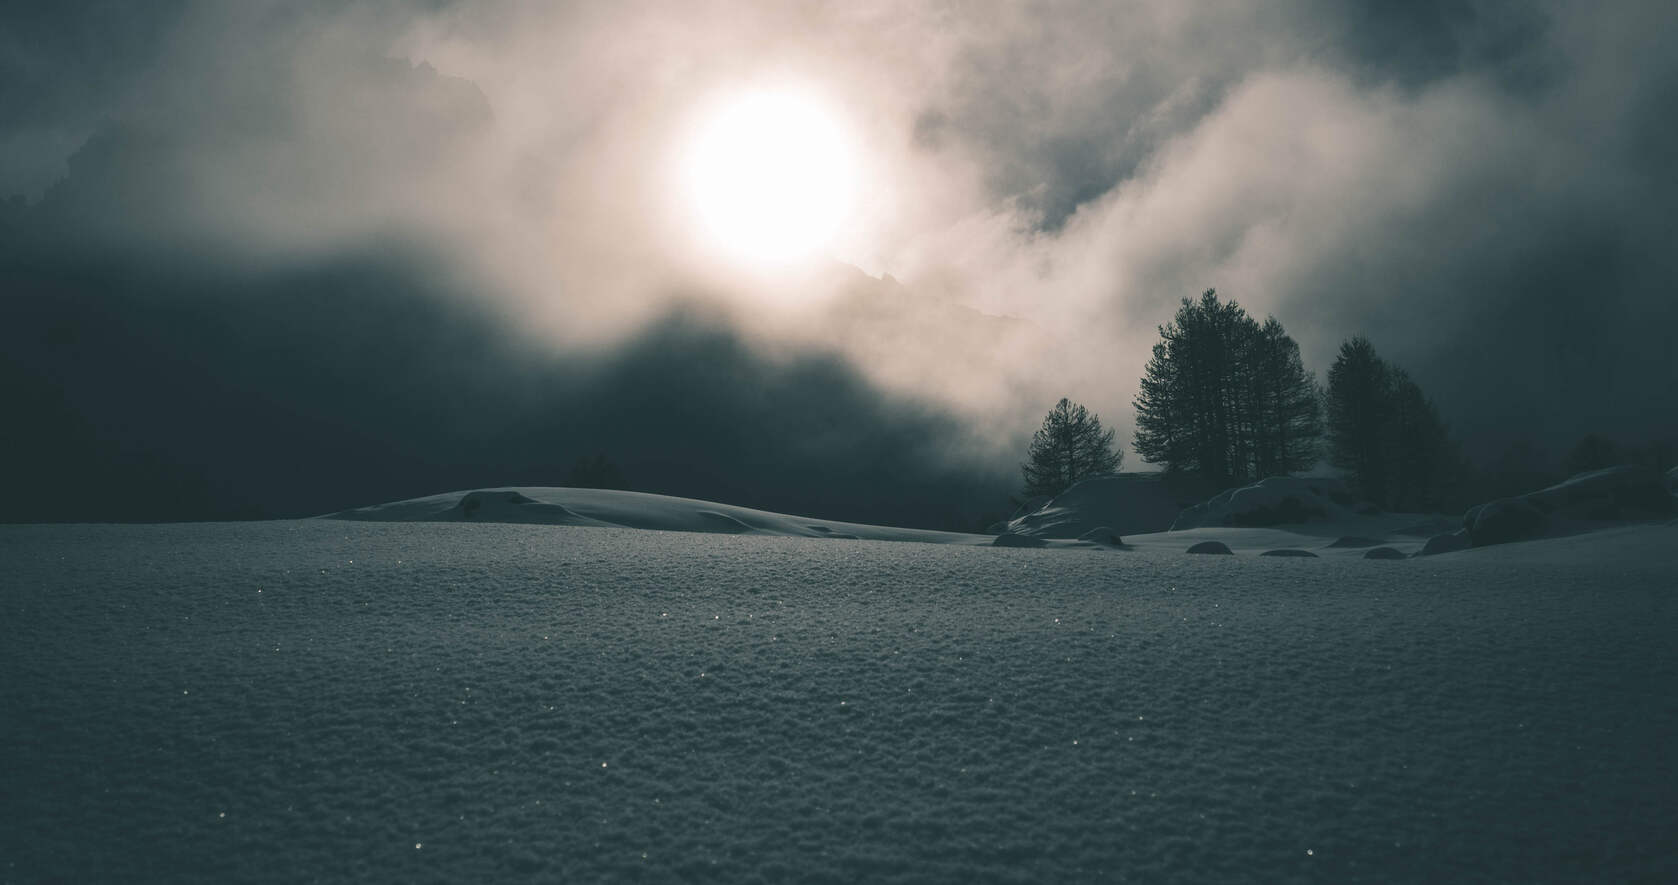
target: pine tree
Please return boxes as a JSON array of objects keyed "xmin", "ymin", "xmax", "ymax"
[
  {"xmin": 1326, "ymin": 336, "xmax": 1391, "ymax": 505},
  {"xmin": 1382, "ymin": 369, "xmax": 1456, "ymax": 511},
  {"xmin": 1133, "ymin": 290, "xmax": 1321, "ymax": 484},
  {"xmin": 1328, "ymin": 338, "xmax": 1459, "ymax": 511},
  {"xmin": 1022, "ymin": 398, "xmax": 1123, "ymax": 498},
  {"xmin": 1250, "ymin": 317, "xmax": 1323, "ymax": 477}
]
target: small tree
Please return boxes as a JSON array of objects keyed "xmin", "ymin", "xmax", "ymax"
[{"xmin": 1022, "ymin": 398, "xmax": 1123, "ymax": 498}]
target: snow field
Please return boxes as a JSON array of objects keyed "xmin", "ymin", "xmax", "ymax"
[{"xmin": 2, "ymin": 520, "xmax": 1675, "ymax": 882}]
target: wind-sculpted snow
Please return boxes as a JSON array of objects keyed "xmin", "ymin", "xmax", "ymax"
[
  {"xmin": 2, "ymin": 521, "xmax": 1675, "ymax": 882},
  {"xmin": 330, "ymin": 487, "xmax": 982, "ymax": 545}
]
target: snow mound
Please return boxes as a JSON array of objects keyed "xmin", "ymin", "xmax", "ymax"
[
  {"xmin": 1363, "ymin": 546, "xmax": 1408, "ymax": 560},
  {"xmin": 1327, "ymin": 535, "xmax": 1383, "ymax": 548},
  {"xmin": 992, "ymin": 532, "xmax": 1048, "ymax": 548},
  {"xmin": 695, "ymin": 510, "xmax": 754, "ymax": 534},
  {"xmin": 455, "ymin": 490, "xmax": 594, "ymax": 524},
  {"xmin": 1171, "ymin": 476, "xmax": 1365, "ymax": 530},
  {"xmin": 329, "ymin": 487, "xmax": 983, "ymax": 545},
  {"xmin": 1260, "ymin": 548, "xmax": 1318, "ymax": 558},
  {"xmin": 1186, "ymin": 540, "xmax": 1233, "ymax": 555},
  {"xmin": 1005, "ymin": 473, "xmax": 1209, "ymax": 539},
  {"xmin": 1461, "ymin": 465, "xmax": 1674, "ymax": 548}
]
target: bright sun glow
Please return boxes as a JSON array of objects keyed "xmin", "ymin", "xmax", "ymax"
[{"xmin": 681, "ymin": 89, "xmax": 858, "ymax": 266}]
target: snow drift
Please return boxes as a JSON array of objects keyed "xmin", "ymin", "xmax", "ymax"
[
  {"xmin": 1003, "ymin": 474, "xmax": 1210, "ymax": 539},
  {"xmin": 329, "ymin": 487, "xmax": 984, "ymax": 545}
]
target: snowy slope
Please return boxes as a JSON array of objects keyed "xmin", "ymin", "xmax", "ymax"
[
  {"xmin": 328, "ymin": 484, "xmax": 1661, "ymax": 560},
  {"xmin": 3, "ymin": 520, "xmax": 1676, "ymax": 883},
  {"xmin": 329, "ymin": 486, "xmax": 985, "ymax": 545}
]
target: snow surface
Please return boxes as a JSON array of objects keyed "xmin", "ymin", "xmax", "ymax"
[{"xmin": 3, "ymin": 517, "xmax": 1675, "ymax": 882}]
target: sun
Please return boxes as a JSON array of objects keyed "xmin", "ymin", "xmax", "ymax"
[{"xmin": 679, "ymin": 88, "xmax": 858, "ymax": 266}]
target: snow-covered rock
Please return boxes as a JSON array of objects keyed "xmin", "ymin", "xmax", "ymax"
[
  {"xmin": 1077, "ymin": 526, "xmax": 1125, "ymax": 545},
  {"xmin": 1171, "ymin": 476, "xmax": 1363, "ymax": 530},
  {"xmin": 1186, "ymin": 540, "xmax": 1234, "ymax": 555},
  {"xmin": 1418, "ymin": 530, "xmax": 1471, "ymax": 556},
  {"xmin": 1456, "ymin": 466, "xmax": 1673, "ymax": 548},
  {"xmin": 1363, "ymin": 547, "xmax": 1407, "ymax": 560},
  {"xmin": 1260, "ymin": 548, "xmax": 1318, "ymax": 558},
  {"xmin": 1009, "ymin": 495, "xmax": 1054, "ymax": 520},
  {"xmin": 992, "ymin": 532, "xmax": 1047, "ymax": 548},
  {"xmin": 1465, "ymin": 497, "xmax": 1547, "ymax": 547},
  {"xmin": 1522, "ymin": 465, "xmax": 1674, "ymax": 520},
  {"xmin": 1005, "ymin": 474, "xmax": 1210, "ymax": 539}
]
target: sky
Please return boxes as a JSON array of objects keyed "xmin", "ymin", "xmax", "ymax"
[{"xmin": 2, "ymin": 0, "xmax": 1674, "ymax": 524}]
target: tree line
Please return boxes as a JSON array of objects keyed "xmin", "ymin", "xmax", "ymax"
[{"xmin": 1022, "ymin": 289, "xmax": 1461, "ymax": 511}]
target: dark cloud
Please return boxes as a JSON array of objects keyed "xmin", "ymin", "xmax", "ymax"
[
  {"xmin": 1306, "ymin": 0, "xmax": 1555, "ymax": 90},
  {"xmin": 0, "ymin": 0, "xmax": 1673, "ymax": 526},
  {"xmin": 0, "ymin": 237, "xmax": 1013, "ymax": 526}
]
